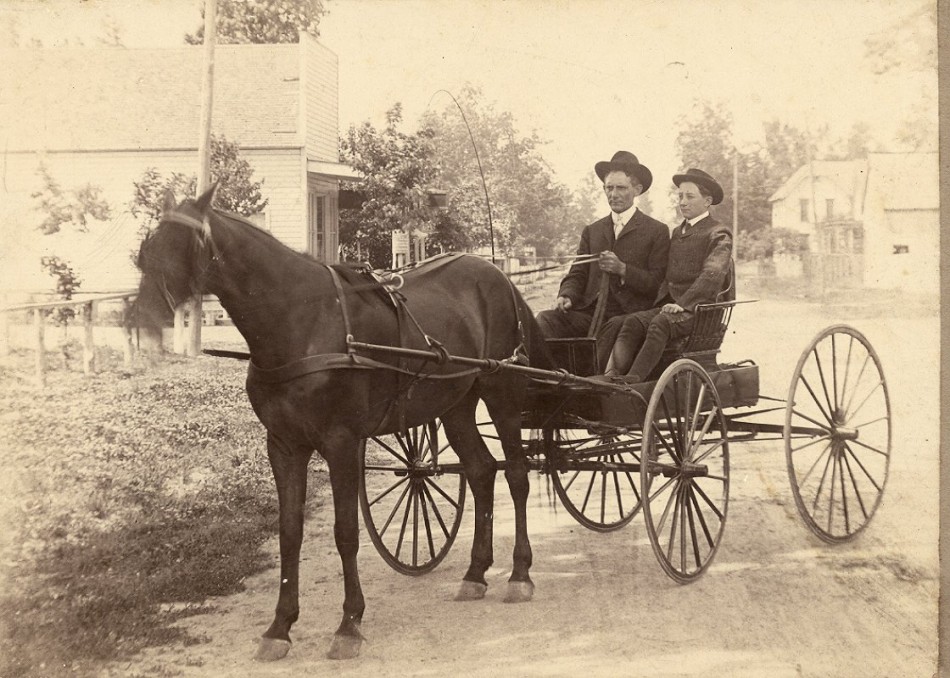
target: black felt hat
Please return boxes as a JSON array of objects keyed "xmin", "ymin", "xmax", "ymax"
[
  {"xmin": 673, "ymin": 168, "xmax": 724, "ymax": 205},
  {"xmin": 594, "ymin": 151, "xmax": 653, "ymax": 193}
]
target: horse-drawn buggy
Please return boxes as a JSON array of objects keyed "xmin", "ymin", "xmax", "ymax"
[
  {"xmin": 134, "ymin": 187, "xmax": 891, "ymax": 659},
  {"xmin": 359, "ymin": 289, "xmax": 891, "ymax": 584}
]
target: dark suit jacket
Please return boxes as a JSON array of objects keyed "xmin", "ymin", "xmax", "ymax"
[
  {"xmin": 657, "ymin": 215, "xmax": 734, "ymax": 311},
  {"xmin": 558, "ymin": 209, "xmax": 670, "ymax": 316}
]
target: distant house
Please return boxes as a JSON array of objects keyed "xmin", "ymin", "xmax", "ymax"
[
  {"xmin": 767, "ymin": 153, "xmax": 938, "ymax": 292},
  {"xmin": 0, "ymin": 35, "xmax": 356, "ymax": 294}
]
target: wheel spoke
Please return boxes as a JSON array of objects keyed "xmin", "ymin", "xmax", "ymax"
[
  {"xmin": 812, "ymin": 347, "xmax": 836, "ymax": 419},
  {"xmin": 846, "ymin": 381, "xmax": 885, "ymax": 422},
  {"xmin": 420, "ymin": 481, "xmax": 453, "ymax": 539},
  {"xmin": 691, "ymin": 481, "xmax": 725, "ymax": 521},
  {"xmin": 686, "ymin": 483, "xmax": 701, "ymax": 569},
  {"xmin": 788, "ymin": 407, "xmax": 833, "ymax": 433},
  {"xmin": 393, "ymin": 482, "xmax": 415, "ymax": 560},
  {"xmin": 691, "ymin": 436, "xmax": 727, "ymax": 466},
  {"xmin": 848, "ymin": 438, "xmax": 890, "ymax": 458},
  {"xmin": 651, "ymin": 420, "xmax": 681, "ymax": 463},
  {"xmin": 844, "ymin": 444, "xmax": 884, "ymax": 493},
  {"xmin": 799, "ymin": 373, "xmax": 835, "ymax": 427},
  {"xmin": 811, "ymin": 445, "xmax": 836, "ymax": 514},
  {"xmin": 842, "ymin": 352, "xmax": 872, "ymax": 415},
  {"xmin": 372, "ymin": 436, "xmax": 411, "ymax": 466},
  {"xmin": 790, "ymin": 434, "xmax": 833, "ymax": 453},
  {"xmin": 841, "ymin": 449, "xmax": 869, "ymax": 521},
  {"xmin": 839, "ymin": 335, "xmax": 855, "ymax": 412},
  {"xmin": 665, "ymin": 482, "xmax": 683, "ymax": 563},
  {"xmin": 838, "ymin": 452, "xmax": 850, "ymax": 534},
  {"xmin": 653, "ymin": 477, "xmax": 679, "ymax": 535},
  {"xmin": 366, "ymin": 475, "xmax": 410, "ymax": 508},
  {"xmin": 660, "ymin": 393, "xmax": 684, "ymax": 463},
  {"xmin": 418, "ymin": 483, "xmax": 436, "ymax": 561},
  {"xmin": 424, "ymin": 475, "xmax": 463, "ymax": 508},
  {"xmin": 797, "ymin": 441, "xmax": 833, "ymax": 487},
  {"xmin": 688, "ymin": 486, "xmax": 715, "ymax": 548}
]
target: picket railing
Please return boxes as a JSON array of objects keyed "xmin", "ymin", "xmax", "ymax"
[{"xmin": 0, "ymin": 291, "xmax": 138, "ymax": 387}]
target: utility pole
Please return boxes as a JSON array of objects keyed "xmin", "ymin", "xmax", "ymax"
[
  {"xmin": 732, "ymin": 150, "xmax": 739, "ymax": 260},
  {"xmin": 187, "ymin": 0, "xmax": 217, "ymax": 356}
]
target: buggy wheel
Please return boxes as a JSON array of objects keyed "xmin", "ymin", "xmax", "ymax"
[
  {"xmin": 641, "ymin": 360, "xmax": 729, "ymax": 583},
  {"xmin": 785, "ymin": 325, "xmax": 891, "ymax": 543},
  {"xmin": 359, "ymin": 419, "xmax": 466, "ymax": 575},
  {"xmin": 549, "ymin": 426, "xmax": 644, "ymax": 532}
]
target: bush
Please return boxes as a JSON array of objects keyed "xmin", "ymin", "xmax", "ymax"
[{"xmin": 0, "ymin": 351, "xmax": 326, "ymax": 677}]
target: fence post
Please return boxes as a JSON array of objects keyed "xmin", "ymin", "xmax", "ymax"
[
  {"xmin": 122, "ymin": 297, "xmax": 134, "ymax": 369},
  {"xmin": 33, "ymin": 308, "xmax": 46, "ymax": 388},
  {"xmin": 173, "ymin": 305, "xmax": 186, "ymax": 353},
  {"xmin": 83, "ymin": 302, "xmax": 96, "ymax": 376}
]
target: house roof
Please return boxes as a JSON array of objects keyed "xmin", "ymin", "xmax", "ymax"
[
  {"xmin": 0, "ymin": 43, "xmax": 302, "ymax": 152},
  {"xmin": 767, "ymin": 153, "xmax": 938, "ymax": 213},
  {"xmin": 767, "ymin": 160, "xmax": 867, "ymax": 204},
  {"xmin": 866, "ymin": 152, "xmax": 938, "ymax": 210}
]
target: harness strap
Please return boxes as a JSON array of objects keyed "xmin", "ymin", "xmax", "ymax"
[
  {"xmin": 247, "ymin": 352, "xmax": 483, "ymax": 384},
  {"xmin": 326, "ymin": 266, "xmax": 356, "ymax": 357}
]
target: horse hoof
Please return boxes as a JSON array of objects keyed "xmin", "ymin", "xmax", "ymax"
[
  {"xmin": 328, "ymin": 633, "xmax": 363, "ymax": 660},
  {"xmin": 454, "ymin": 580, "xmax": 488, "ymax": 601},
  {"xmin": 255, "ymin": 637, "xmax": 291, "ymax": 661},
  {"xmin": 503, "ymin": 580, "xmax": 535, "ymax": 603}
]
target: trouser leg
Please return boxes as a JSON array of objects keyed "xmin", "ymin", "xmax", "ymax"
[
  {"xmin": 605, "ymin": 309, "xmax": 658, "ymax": 375},
  {"xmin": 536, "ymin": 309, "xmax": 593, "ymax": 339},
  {"xmin": 627, "ymin": 312, "xmax": 695, "ymax": 380},
  {"xmin": 595, "ymin": 315, "xmax": 625, "ymax": 373}
]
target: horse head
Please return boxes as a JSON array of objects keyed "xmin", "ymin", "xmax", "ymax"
[{"xmin": 132, "ymin": 184, "xmax": 218, "ymax": 349}]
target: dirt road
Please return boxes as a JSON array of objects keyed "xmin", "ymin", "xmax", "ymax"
[{"xmin": 109, "ymin": 297, "xmax": 938, "ymax": 678}]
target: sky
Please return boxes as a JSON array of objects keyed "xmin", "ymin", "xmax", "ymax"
[{"xmin": 0, "ymin": 0, "xmax": 933, "ymax": 218}]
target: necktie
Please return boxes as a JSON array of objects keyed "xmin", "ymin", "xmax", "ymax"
[{"xmin": 614, "ymin": 215, "xmax": 624, "ymax": 237}]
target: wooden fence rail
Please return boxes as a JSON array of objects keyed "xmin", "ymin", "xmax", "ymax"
[{"xmin": 1, "ymin": 291, "xmax": 138, "ymax": 387}]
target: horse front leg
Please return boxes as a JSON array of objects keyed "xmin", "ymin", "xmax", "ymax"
[
  {"xmin": 256, "ymin": 434, "xmax": 312, "ymax": 661},
  {"xmin": 322, "ymin": 431, "xmax": 366, "ymax": 660}
]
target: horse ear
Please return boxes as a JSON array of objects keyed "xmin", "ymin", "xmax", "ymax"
[
  {"xmin": 162, "ymin": 190, "xmax": 177, "ymax": 214},
  {"xmin": 194, "ymin": 182, "xmax": 219, "ymax": 213}
]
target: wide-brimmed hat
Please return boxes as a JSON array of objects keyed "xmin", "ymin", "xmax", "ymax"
[
  {"xmin": 594, "ymin": 151, "xmax": 653, "ymax": 193},
  {"xmin": 673, "ymin": 168, "xmax": 724, "ymax": 205}
]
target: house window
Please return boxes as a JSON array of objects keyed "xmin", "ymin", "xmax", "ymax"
[
  {"xmin": 826, "ymin": 198, "xmax": 834, "ymax": 220},
  {"xmin": 309, "ymin": 193, "xmax": 326, "ymax": 260},
  {"xmin": 800, "ymin": 199, "xmax": 809, "ymax": 222},
  {"xmin": 893, "ymin": 244, "xmax": 909, "ymax": 254}
]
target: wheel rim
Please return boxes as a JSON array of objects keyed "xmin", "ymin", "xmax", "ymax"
[
  {"xmin": 641, "ymin": 360, "xmax": 729, "ymax": 583},
  {"xmin": 785, "ymin": 325, "xmax": 891, "ymax": 543},
  {"xmin": 360, "ymin": 420, "xmax": 466, "ymax": 575},
  {"xmin": 549, "ymin": 428, "xmax": 643, "ymax": 532}
]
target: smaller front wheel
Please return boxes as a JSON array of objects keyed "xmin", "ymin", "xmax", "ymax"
[
  {"xmin": 360, "ymin": 420, "xmax": 466, "ymax": 575},
  {"xmin": 641, "ymin": 360, "xmax": 729, "ymax": 583}
]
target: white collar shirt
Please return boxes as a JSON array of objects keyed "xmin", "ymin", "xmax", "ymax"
[
  {"xmin": 612, "ymin": 205, "xmax": 638, "ymax": 238},
  {"xmin": 684, "ymin": 211, "xmax": 710, "ymax": 231}
]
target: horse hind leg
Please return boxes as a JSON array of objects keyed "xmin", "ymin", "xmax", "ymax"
[
  {"xmin": 440, "ymin": 393, "xmax": 497, "ymax": 601},
  {"xmin": 483, "ymin": 388, "xmax": 535, "ymax": 604},
  {"xmin": 322, "ymin": 431, "xmax": 367, "ymax": 660}
]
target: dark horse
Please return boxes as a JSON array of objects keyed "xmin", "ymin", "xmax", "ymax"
[{"xmin": 133, "ymin": 186, "xmax": 551, "ymax": 661}]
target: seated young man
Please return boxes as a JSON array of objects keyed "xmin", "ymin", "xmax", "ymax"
[{"xmin": 602, "ymin": 168, "xmax": 733, "ymax": 381}]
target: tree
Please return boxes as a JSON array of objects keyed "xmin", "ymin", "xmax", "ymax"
[
  {"xmin": 32, "ymin": 164, "xmax": 112, "ymax": 235},
  {"xmin": 130, "ymin": 134, "xmax": 268, "ymax": 241},
  {"xmin": 185, "ymin": 0, "xmax": 326, "ymax": 44},
  {"xmin": 30, "ymin": 165, "xmax": 112, "ymax": 321},
  {"xmin": 863, "ymin": 3, "xmax": 936, "ymax": 152},
  {"xmin": 338, "ymin": 104, "xmax": 441, "ymax": 267},
  {"xmin": 422, "ymin": 84, "xmax": 585, "ymax": 258}
]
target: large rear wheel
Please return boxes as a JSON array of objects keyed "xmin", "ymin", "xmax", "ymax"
[
  {"xmin": 641, "ymin": 360, "xmax": 729, "ymax": 583},
  {"xmin": 359, "ymin": 419, "xmax": 466, "ymax": 575},
  {"xmin": 785, "ymin": 325, "xmax": 891, "ymax": 543}
]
